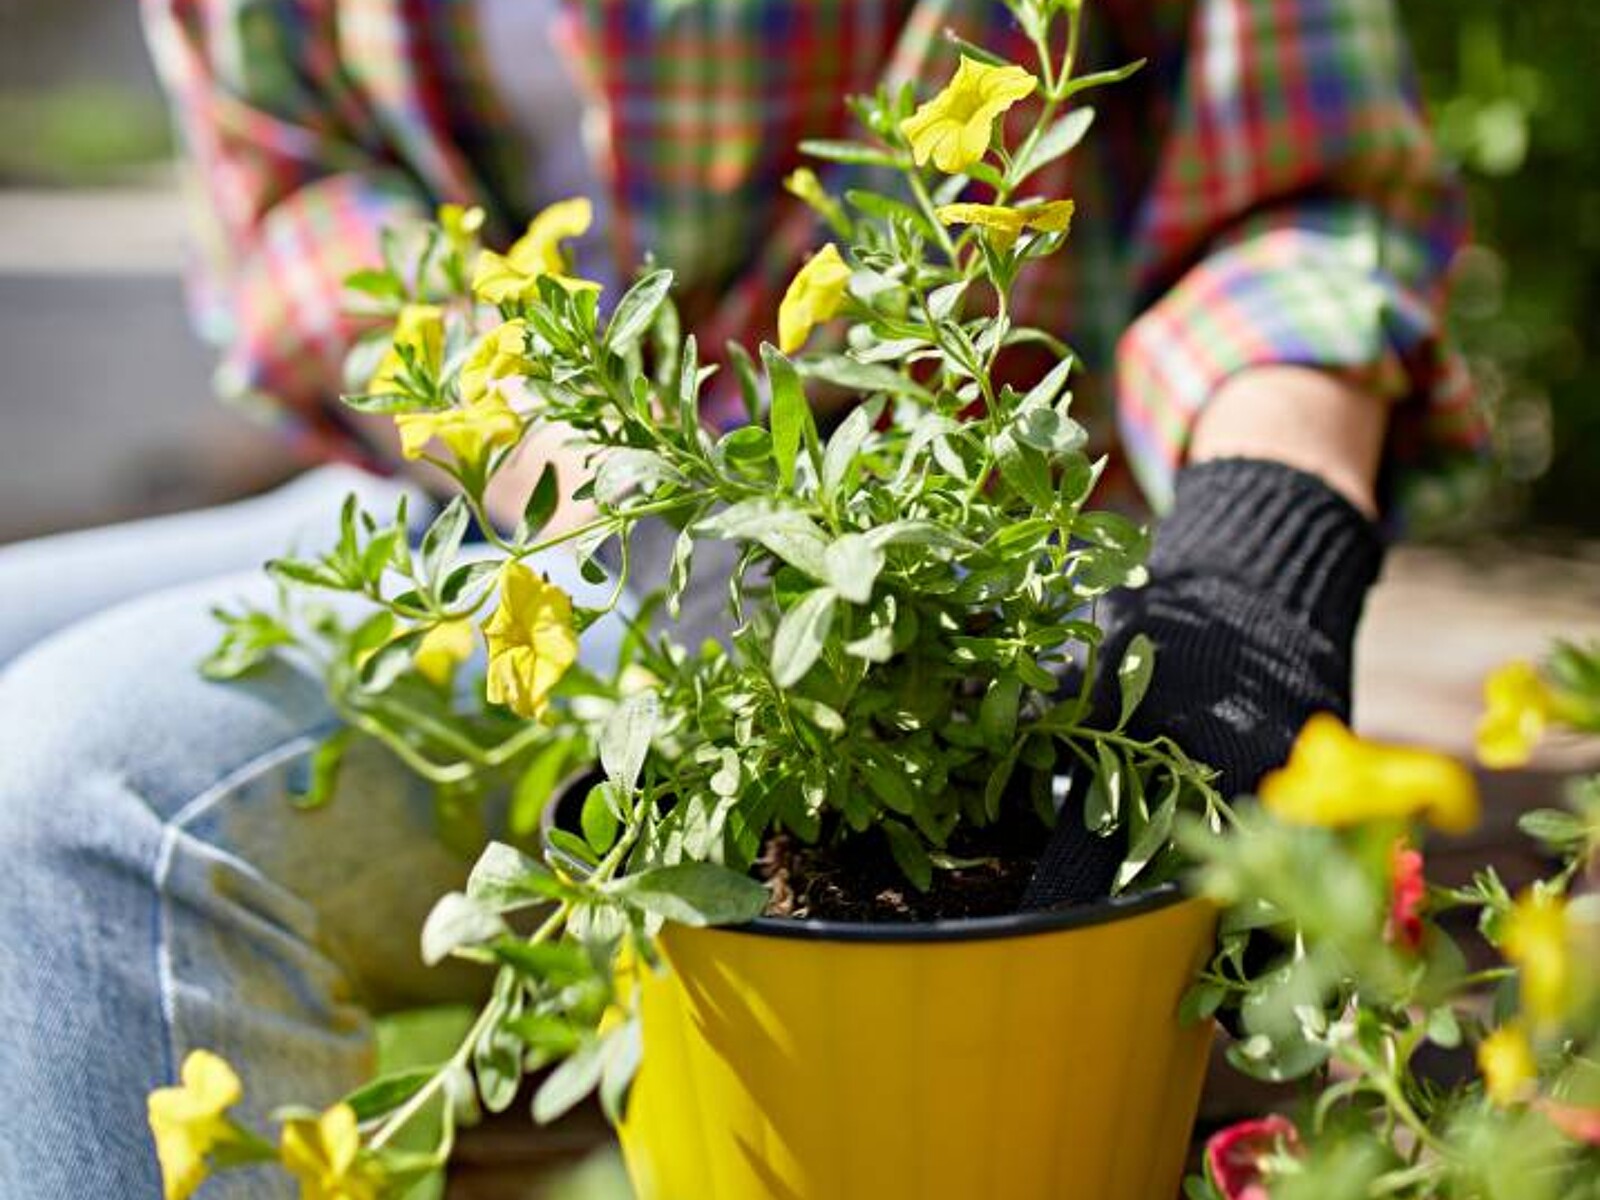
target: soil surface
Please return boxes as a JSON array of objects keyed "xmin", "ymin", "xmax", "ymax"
[{"xmin": 756, "ymin": 818, "xmax": 1047, "ymax": 922}]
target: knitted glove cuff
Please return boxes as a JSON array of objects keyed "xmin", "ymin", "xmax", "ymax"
[{"xmin": 1149, "ymin": 458, "xmax": 1385, "ymax": 649}]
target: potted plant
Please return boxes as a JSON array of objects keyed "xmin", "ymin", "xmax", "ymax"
[{"xmin": 147, "ymin": 2, "xmax": 1227, "ymax": 1197}]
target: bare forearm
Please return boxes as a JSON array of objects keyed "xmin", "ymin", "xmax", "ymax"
[{"xmin": 1187, "ymin": 366, "xmax": 1388, "ymax": 518}]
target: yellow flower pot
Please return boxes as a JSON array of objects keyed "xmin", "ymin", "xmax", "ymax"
[{"xmin": 618, "ymin": 888, "xmax": 1217, "ymax": 1200}]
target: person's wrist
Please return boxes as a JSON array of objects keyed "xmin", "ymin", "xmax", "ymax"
[{"xmin": 1189, "ymin": 365, "xmax": 1387, "ymax": 518}]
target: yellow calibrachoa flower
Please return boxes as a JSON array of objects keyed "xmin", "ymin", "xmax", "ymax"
[
  {"xmin": 367, "ymin": 304, "xmax": 444, "ymax": 398},
  {"xmin": 147, "ymin": 1050, "xmax": 244, "ymax": 1200},
  {"xmin": 458, "ymin": 319, "xmax": 534, "ymax": 408},
  {"xmin": 1259, "ymin": 713, "xmax": 1480, "ymax": 834},
  {"xmin": 1503, "ymin": 890, "xmax": 1573, "ymax": 1028},
  {"xmin": 778, "ymin": 243, "xmax": 851, "ymax": 354},
  {"xmin": 280, "ymin": 1103, "xmax": 382, "ymax": 1200},
  {"xmin": 471, "ymin": 197, "xmax": 602, "ymax": 304},
  {"xmin": 482, "ymin": 562, "xmax": 579, "ymax": 719},
  {"xmin": 1477, "ymin": 660, "xmax": 1557, "ymax": 769},
  {"xmin": 900, "ymin": 56, "xmax": 1038, "ymax": 173},
  {"xmin": 935, "ymin": 198, "xmax": 1076, "ymax": 249},
  {"xmin": 439, "ymin": 201, "xmax": 485, "ymax": 254},
  {"xmin": 784, "ymin": 167, "xmax": 846, "ymax": 231},
  {"xmin": 413, "ymin": 618, "xmax": 475, "ymax": 687},
  {"xmin": 393, "ymin": 392, "xmax": 520, "ymax": 463},
  {"xmin": 1478, "ymin": 1023, "xmax": 1538, "ymax": 1107}
]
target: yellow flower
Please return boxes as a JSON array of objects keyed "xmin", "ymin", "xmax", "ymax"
[
  {"xmin": 413, "ymin": 618, "xmax": 475, "ymax": 686},
  {"xmin": 1478, "ymin": 1023, "xmax": 1538, "ymax": 1107},
  {"xmin": 1503, "ymin": 890, "xmax": 1573, "ymax": 1028},
  {"xmin": 147, "ymin": 1050, "xmax": 243, "ymax": 1200},
  {"xmin": 784, "ymin": 167, "xmax": 846, "ymax": 231},
  {"xmin": 777, "ymin": 243, "xmax": 851, "ymax": 354},
  {"xmin": 935, "ymin": 198, "xmax": 1075, "ymax": 249},
  {"xmin": 1259, "ymin": 713, "xmax": 1480, "ymax": 834},
  {"xmin": 458, "ymin": 319, "xmax": 534, "ymax": 408},
  {"xmin": 482, "ymin": 562, "xmax": 579, "ymax": 719},
  {"xmin": 368, "ymin": 304, "xmax": 444, "ymax": 398},
  {"xmin": 900, "ymin": 56, "xmax": 1038, "ymax": 173},
  {"xmin": 1477, "ymin": 660, "xmax": 1556, "ymax": 769},
  {"xmin": 471, "ymin": 197, "xmax": 601, "ymax": 304},
  {"xmin": 439, "ymin": 202, "xmax": 485, "ymax": 253},
  {"xmin": 280, "ymin": 1103, "xmax": 382, "ymax": 1200}
]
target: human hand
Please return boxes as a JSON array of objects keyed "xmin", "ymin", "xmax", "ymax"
[{"xmin": 1022, "ymin": 458, "xmax": 1386, "ymax": 908}]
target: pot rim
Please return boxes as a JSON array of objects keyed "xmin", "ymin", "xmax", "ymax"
[{"xmin": 720, "ymin": 881, "xmax": 1192, "ymax": 944}]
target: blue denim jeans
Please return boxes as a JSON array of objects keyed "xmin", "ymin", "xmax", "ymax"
[{"xmin": 0, "ymin": 467, "xmax": 627, "ymax": 1197}]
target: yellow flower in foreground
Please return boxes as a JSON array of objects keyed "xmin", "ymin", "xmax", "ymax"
[
  {"xmin": 1476, "ymin": 660, "xmax": 1556, "ymax": 769},
  {"xmin": 482, "ymin": 562, "xmax": 579, "ymax": 718},
  {"xmin": 472, "ymin": 197, "xmax": 601, "ymax": 304},
  {"xmin": 935, "ymin": 198, "xmax": 1075, "ymax": 249},
  {"xmin": 900, "ymin": 56, "xmax": 1038, "ymax": 173},
  {"xmin": 367, "ymin": 304, "xmax": 444, "ymax": 398},
  {"xmin": 1503, "ymin": 890, "xmax": 1573, "ymax": 1028},
  {"xmin": 459, "ymin": 319, "xmax": 534, "ymax": 408},
  {"xmin": 778, "ymin": 243, "xmax": 851, "ymax": 354},
  {"xmin": 393, "ymin": 392, "xmax": 520, "ymax": 463},
  {"xmin": 280, "ymin": 1103, "xmax": 382, "ymax": 1200},
  {"xmin": 1478, "ymin": 1023, "xmax": 1538, "ymax": 1107},
  {"xmin": 414, "ymin": 618, "xmax": 475, "ymax": 686},
  {"xmin": 1259, "ymin": 713, "xmax": 1480, "ymax": 834},
  {"xmin": 147, "ymin": 1050, "xmax": 243, "ymax": 1200}
]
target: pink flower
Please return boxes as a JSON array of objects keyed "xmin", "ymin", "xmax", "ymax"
[
  {"xmin": 1205, "ymin": 1115, "xmax": 1302, "ymax": 1200},
  {"xmin": 1387, "ymin": 841, "xmax": 1427, "ymax": 952},
  {"xmin": 1539, "ymin": 1099, "xmax": 1600, "ymax": 1146}
]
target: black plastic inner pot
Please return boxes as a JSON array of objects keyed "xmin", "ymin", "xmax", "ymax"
[{"xmin": 543, "ymin": 769, "xmax": 1190, "ymax": 944}]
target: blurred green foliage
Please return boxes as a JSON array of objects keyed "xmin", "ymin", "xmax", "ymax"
[
  {"xmin": 1406, "ymin": 0, "xmax": 1600, "ymax": 533},
  {"xmin": 0, "ymin": 86, "xmax": 172, "ymax": 186}
]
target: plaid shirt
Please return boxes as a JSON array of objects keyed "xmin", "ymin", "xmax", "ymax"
[{"xmin": 142, "ymin": 0, "xmax": 1481, "ymax": 510}]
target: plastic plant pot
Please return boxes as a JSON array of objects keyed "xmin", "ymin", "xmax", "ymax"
[{"xmin": 617, "ymin": 888, "xmax": 1216, "ymax": 1200}]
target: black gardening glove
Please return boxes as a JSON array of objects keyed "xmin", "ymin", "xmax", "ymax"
[{"xmin": 1020, "ymin": 458, "xmax": 1386, "ymax": 910}]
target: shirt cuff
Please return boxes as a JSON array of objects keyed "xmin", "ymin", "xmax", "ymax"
[{"xmin": 1115, "ymin": 198, "xmax": 1482, "ymax": 513}]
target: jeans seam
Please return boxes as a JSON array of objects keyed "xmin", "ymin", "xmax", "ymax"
[{"xmin": 150, "ymin": 733, "xmax": 321, "ymax": 1083}]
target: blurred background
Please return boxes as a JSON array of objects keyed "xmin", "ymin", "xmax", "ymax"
[{"xmin": 0, "ymin": 0, "xmax": 1595, "ymax": 545}]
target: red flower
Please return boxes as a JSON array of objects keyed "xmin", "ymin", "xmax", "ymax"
[
  {"xmin": 1205, "ymin": 1115, "xmax": 1302, "ymax": 1200},
  {"xmin": 1539, "ymin": 1099, "xmax": 1600, "ymax": 1145},
  {"xmin": 1386, "ymin": 841, "xmax": 1427, "ymax": 952}
]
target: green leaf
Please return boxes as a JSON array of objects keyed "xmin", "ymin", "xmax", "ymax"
[
  {"xmin": 515, "ymin": 463, "xmax": 560, "ymax": 543},
  {"xmin": 979, "ymin": 676, "xmax": 1022, "ymax": 751},
  {"xmin": 467, "ymin": 841, "xmax": 562, "ymax": 910},
  {"xmin": 696, "ymin": 500, "xmax": 830, "ymax": 580},
  {"xmin": 762, "ymin": 343, "xmax": 817, "ymax": 491},
  {"xmin": 726, "ymin": 341, "xmax": 764, "ymax": 423},
  {"xmin": 532, "ymin": 1037, "xmax": 607, "ymax": 1124},
  {"xmin": 820, "ymin": 404, "xmax": 873, "ymax": 503},
  {"xmin": 420, "ymin": 496, "xmax": 470, "ymax": 585},
  {"xmin": 201, "ymin": 609, "xmax": 295, "ymax": 680},
  {"xmin": 1008, "ymin": 108, "xmax": 1096, "ymax": 186},
  {"xmin": 599, "ymin": 1016, "xmax": 643, "ymax": 1124},
  {"xmin": 600, "ymin": 691, "xmax": 659, "ymax": 794},
  {"xmin": 474, "ymin": 1014, "xmax": 524, "ymax": 1114},
  {"xmin": 883, "ymin": 820, "xmax": 933, "ymax": 892},
  {"xmin": 594, "ymin": 448, "xmax": 680, "ymax": 507},
  {"xmin": 771, "ymin": 587, "xmax": 838, "ymax": 687},
  {"xmin": 1177, "ymin": 981, "xmax": 1226, "ymax": 1027},
  {"xmin": 1083, "ymin": 742, "xmax": 1124, "ymax": 834},
  {"xmin": 1115, "ymin": 633, "xmax": 1156, "ymax": 730},
  {"xmin": 799, "ymin": 138, "xmax": 900, "ymax": 168},
  {"xmin": 1517, "ymin": 808, "xmax": 1588, "ymax": 848},
  {"xmin": 420, "ymin": 892, "xmax": 508, "ymax": 966},
  {"xmin": 582, "ymin": 782, "xmax": 621, "ymax": 854},
  {"xmin": 343, "ymin": 1067, "xmax": 436, "ymax": 1122},
  {"xmin": 604, "ymin": 269, "xmax": 675, "ymax": 351},
  {"xmin": 1060, "ymin": 58, "xmax": 1148, "ymax": 101},
  {"xmin": 605, "ymin": 862, "xmax": 770, "ymax": 926},
  {"xmin": 821, "ymin": 534, "xmax": 884, "ymax": 605},
  {"xmin": 291, "ymin": 726, "xmax": 353, "ymax": 811},
  {"xmin": 926, "ymin": 279, "xmax": 969, "ymax": 321},
  {"xmin": 797, "ymin": 355, "xmax": 933, "ymax": 402},
  {"xmin": 1118, "ymin": 780, "xmax": 1177, "ymax": 890},
  {"xmin": 343, "ymin": 267, "xmax": 405, "ymax": 302}
]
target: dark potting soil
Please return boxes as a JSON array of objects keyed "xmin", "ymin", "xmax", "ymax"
[{"xmin": 756, "ymin": 817, "xmax": 1047, "ymax": 922}]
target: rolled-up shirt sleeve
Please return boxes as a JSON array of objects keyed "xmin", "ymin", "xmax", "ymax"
[
  {"xmin": 1115, "ymin": 0, "xmax": 1481, "ymax": 510},
  {"xmin": 142, "ymin": 0, "xmax": 430, "ymax": 458}
]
